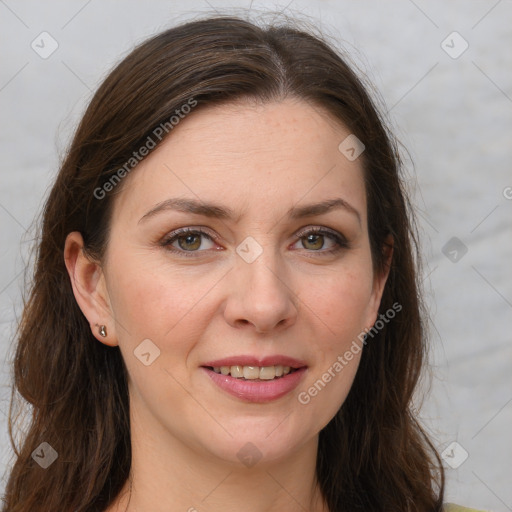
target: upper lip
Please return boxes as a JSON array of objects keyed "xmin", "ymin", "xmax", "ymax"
[{"xmin": 202, "ymin": 355, "xmax": 307, "ymax": 369}]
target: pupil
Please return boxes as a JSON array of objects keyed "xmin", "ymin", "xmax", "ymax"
[
  {"xmin": 304, "ymin": 234, "xmax": 323, "ymax": 250},
  {"xmin": 179, "ymin": 234, "xmax": 201, "ymax": 250}
]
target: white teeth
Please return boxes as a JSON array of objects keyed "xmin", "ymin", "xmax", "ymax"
[
  {"xmin": 230, "ymin": 365, "xmax": 244, "ymax": 378},
  {"xmin": 243, "ymin": 366, "xmax": 260, "ymax": 380},
  {"xmin": 212, "ymin": 364, "xmax": 295, "ymax": 380},
  {"xmin": 259, "ymin": 366, "xmax": 276, "ymax": 380}
]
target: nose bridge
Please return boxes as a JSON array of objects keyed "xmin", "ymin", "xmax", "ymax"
[
  {"xmin": 236, "ymin": 233, "xmax": 288, "ymax": 291},
  {"xmin": 224, "ymin": 235, "xmax": 298, "ymax": 331},
  {"xmin": 245, "ymin": 251, "xmax": 283, "ymax": 295}
]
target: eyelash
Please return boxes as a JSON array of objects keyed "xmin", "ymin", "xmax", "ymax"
[
  {"xmin": 160, "ymin": 227, "xmax": 219, "ymax": 258},
  {"xmin": 160, "ymin": 226, "xmax": 349, "ymax": 257}
]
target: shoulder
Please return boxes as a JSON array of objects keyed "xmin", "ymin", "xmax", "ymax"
[{"xmin": 444, "ymin": 504, "xmax": 487, "ymax": 512}]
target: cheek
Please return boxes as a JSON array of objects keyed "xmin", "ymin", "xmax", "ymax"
[
  {"xmin": 297, "ymin": 333, "xmax": 363, "ymax": 431},
  {"xmin": 295, "ymin": 260, "xmax": 373, "ymax": 417},
  {"xmin": 315, "ymin": 272, "xmax": 369, "ymax": 364},
  {"xmin": 306, "ymin": 264, "xmax": 375, "ymax": 340},
  {"xmin": 105, "ymin": 251, "xmax": 229, "ymax": 390},
  {"xmin": 107, "ymin": 250, "xmax": 216, "ymax": 337},
  {"xmin": 106, "ymin": 259, "xmax": 210, "ymax": 406}
]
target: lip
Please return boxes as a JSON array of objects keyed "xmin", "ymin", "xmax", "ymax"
[
  {"xmin": 201, "ymin": 366, "xmax": 308, "ymax": 403},
  {"xmin": 202, "ymin": 355, "xmax": 307, "ymax": 368}
]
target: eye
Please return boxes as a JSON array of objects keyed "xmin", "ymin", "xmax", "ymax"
[
  {"xmin": 160, "ymin": 228, "xmax": 219, "ymax": 255},
  {"xmin": 291, "ymin": 227, "xmax": 348, "ymax": 254}
]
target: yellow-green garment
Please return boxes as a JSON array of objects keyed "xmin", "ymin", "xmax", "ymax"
[{"xmin": 444, "ymin": 504, "xmax": 486, "ymax": 512}]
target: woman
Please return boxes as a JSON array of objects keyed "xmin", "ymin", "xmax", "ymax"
[{"xmin": 2, "ymin": 14, "xmax": 482, "ymax": 512}]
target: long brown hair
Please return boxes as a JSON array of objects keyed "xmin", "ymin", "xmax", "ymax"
[{"xmin": 2, "ymin": 14, "xmax": 444, "ymax": 511}]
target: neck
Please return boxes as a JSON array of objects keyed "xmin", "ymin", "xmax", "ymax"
[{"xmin": 106, "ymin": 402, "xmax": 328, "ymax": 512}]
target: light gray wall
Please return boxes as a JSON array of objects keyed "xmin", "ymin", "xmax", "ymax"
[{"xmin": 1, "ymin": 1, "xmax": 511, "ymax": 509}]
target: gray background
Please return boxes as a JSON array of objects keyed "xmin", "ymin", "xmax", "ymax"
[{"xmin": 1, "ymin": 0, "xmax": 511, "ymax": 510}]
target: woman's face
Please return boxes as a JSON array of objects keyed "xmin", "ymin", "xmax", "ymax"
[{"xmin": 98, "ymin": 98, "xmax": 388, "ymax": 466}]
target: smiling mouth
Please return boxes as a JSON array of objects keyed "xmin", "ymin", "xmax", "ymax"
[{"xmin": 205, "ymin": 365, "xmax": 300, "ymax": 381}]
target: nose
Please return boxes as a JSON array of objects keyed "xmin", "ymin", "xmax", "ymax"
[{"xmin": 223, "ymin": 248, "xmax": 299, "ymax": 334}]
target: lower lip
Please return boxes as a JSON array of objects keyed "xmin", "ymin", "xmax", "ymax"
[{"xmin": 201, "ymin": 367, "xmax": 307, "ymax": 403}]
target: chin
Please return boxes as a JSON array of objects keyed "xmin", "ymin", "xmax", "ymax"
[{"xmin": 201, "ymin": 427, "xmax": 310, "ymax": 469}]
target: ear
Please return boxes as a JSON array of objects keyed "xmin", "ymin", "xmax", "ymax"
[
  {"xmin": 63, "ymin": 231, "xmax": 118, "ymax": 347},
  {"xmin": 366, "ymin": 234, "xmax": 394, "ymax": 327}
]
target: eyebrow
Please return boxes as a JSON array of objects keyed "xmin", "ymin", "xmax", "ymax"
[
  {"xmin": 138, "ymin": 197, "xmax": 361, "ymax": 225},
  {"xmin": 289, "ymin": 198, "xmax": 361, "ymax": 225}
]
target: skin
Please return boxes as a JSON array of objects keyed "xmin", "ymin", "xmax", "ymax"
[{"xmin": 64, "ymin": 98, "xmax": 390, "ymax": 512}]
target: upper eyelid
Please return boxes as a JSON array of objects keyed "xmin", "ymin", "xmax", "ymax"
[
  {"xmin": 294, "ymin": 225, "xmax": 346, "ymax": 239},
  {"xmin": 163, "ymin": 226, "xmax": 218, "ymax": 241},
  {"xmin": 162, "ymin": 226, "xmax": 346, "ymax": 249},
  {"xmin": 164, "ymin": 225, "xmax": 344, "ymax": 239}
]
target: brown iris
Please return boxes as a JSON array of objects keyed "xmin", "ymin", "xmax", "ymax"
[
  {"xmin": 302, "ymin": 233, "xmax": 324, "ymax": 250},
  {"xmin": 177, "ymin": 233, "xmax": 202, "ymax": 251}
]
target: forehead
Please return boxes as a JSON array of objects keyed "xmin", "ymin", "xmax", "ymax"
[{"xmin": 112, "ymin": 98, "xmax": 367, "ymax": 225}]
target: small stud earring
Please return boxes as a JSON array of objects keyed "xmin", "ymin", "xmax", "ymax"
[{"xmin": 99, "ymin": 325, "xmax": 107, "ymax": 337}]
